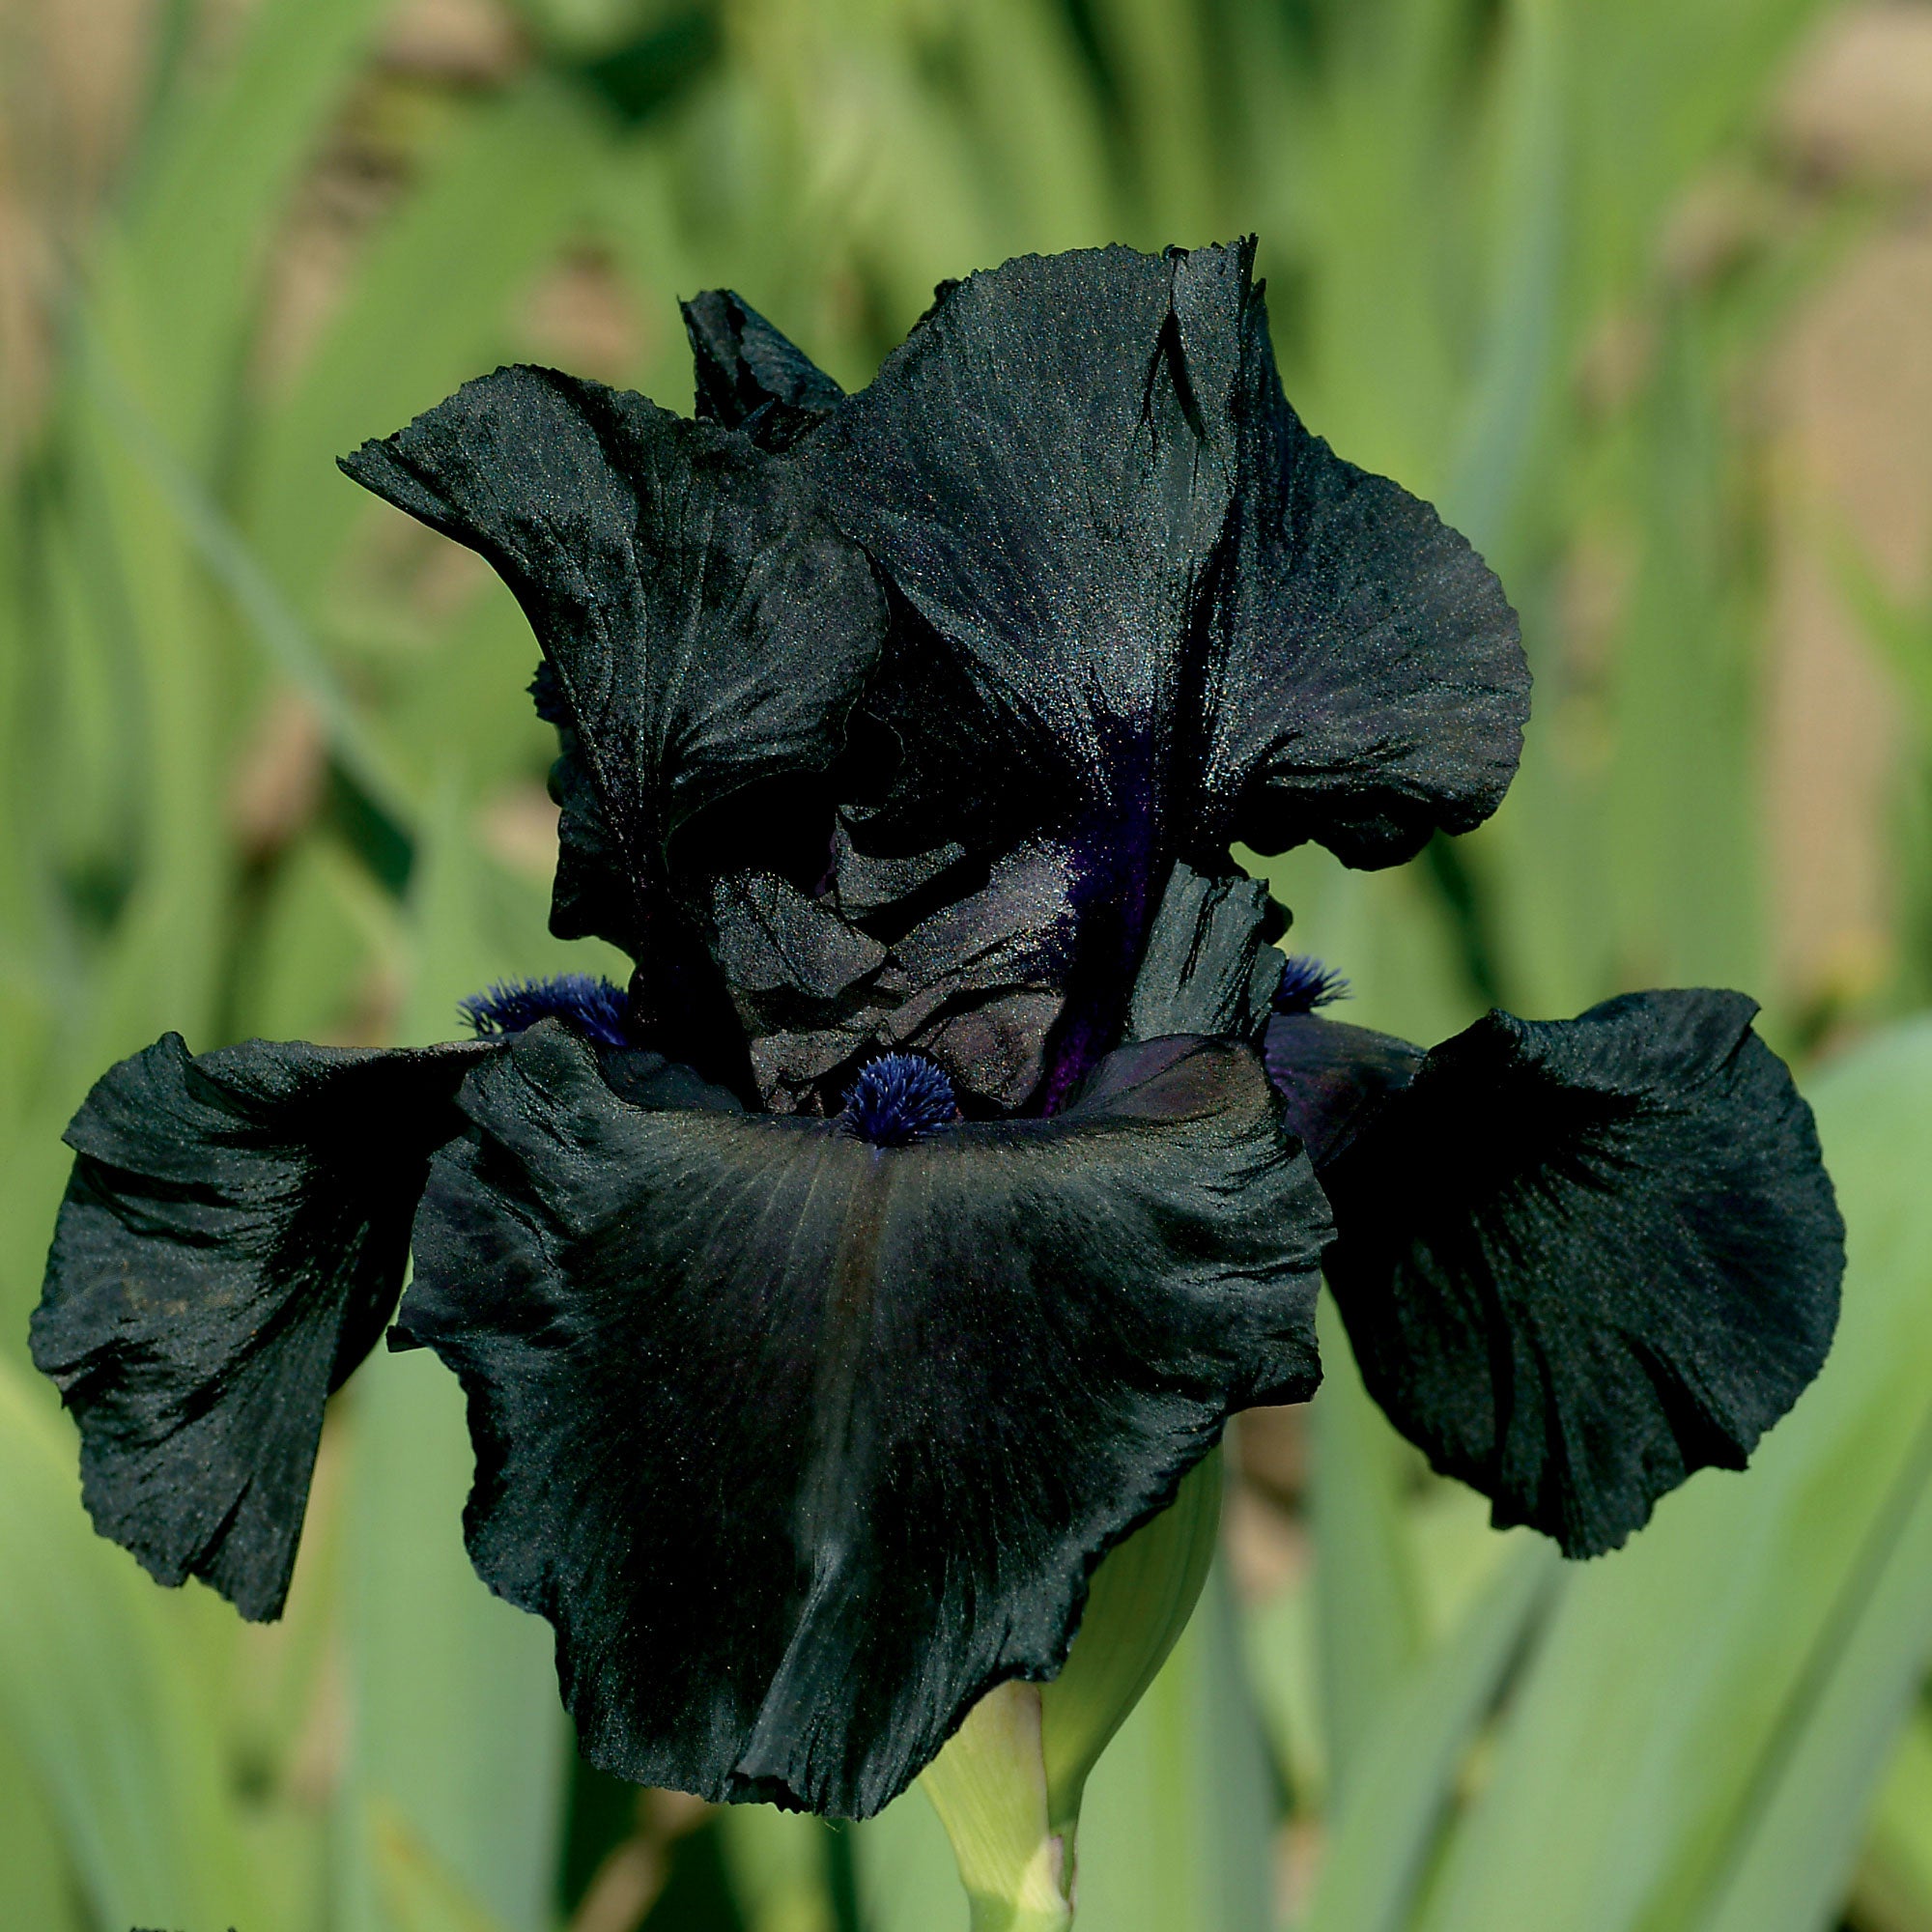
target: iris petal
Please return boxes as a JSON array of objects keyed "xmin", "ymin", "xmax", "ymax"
[
  {"xmin": 1123, "ymin": 861, "xmax": 1286, "ymax": 1046},
  {"xmin": 402, "ymin": 1020, "xmax": 1326, "ymax": 1817},
  {"xmin": 340, "ymin": 366, "xmax": 886, "ymax": 1062},
  {"xmin": 724, "ymin": 838, "xmax": 1082, "ymax": 1116},
  {"xmin": 1201, "ymin": 270, "xmax": 1527, "ymax": 867},
  {"xmin": 1269, "ymin": 992, "xmax": 1844, "ymax": 1557},
  {"xmin": 1261, "ymin": 1011, "xmax": 1423, "ymax": 1166},
  {"xmin": 30, "ymin": 1034, "xmax": 490, "ymax": 1620},
  {"xmin": 803, "ymin": 240, "xmax": 1527, "ymax": 872},
  {"xmin": 803, "ymin": 243, "xmax": 1231, "ymax": 853}
]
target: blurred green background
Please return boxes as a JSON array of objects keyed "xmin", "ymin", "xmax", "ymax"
[{"xmin": 5, "ymin": 0, "xmax": 1932, "ymax": 1927}]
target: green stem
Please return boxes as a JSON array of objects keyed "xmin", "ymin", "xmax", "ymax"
[
  {"xmin": 966, "ymin": 1893, "xmax": 1074, "ymax": 1932},
  {"xmin": 921, "ymin": 1458, "xmax": 1226, "ymax": 1930},
  {"xmin": 922, "ymin": 1683, "xmax": 1077, "ymax": 1929}
]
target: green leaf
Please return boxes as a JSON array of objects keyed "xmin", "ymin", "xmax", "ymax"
[
  {"xmin": 0, "ymin": 1708, "xmax": 87, "ymax": 1932},
  {"xmin": 1302, "ymin": 1541, "xmax": 1559, "ymax": 1932},
  {"xmin": 112, "ymin": 0, "xmax": 395, "ymax": 451},
  {"xmin": 1310, "ymin": 1294, "xmax": 1424, "ymax": 1804},
  {"xmin": 249, "ymin": 77, "xmax": 609, "ymax": 618},
  {"xmin": 853, "ymin": 1785, "xmax": 968, "ymax": 1932},
  {"xmin": 1856, "ymin": 1709, "xmax": 1932, "ymax": 1929},
  {"xmin": 1697, "ymin": 1417, "xmax": 1932, "ymax": 1932},
  {"xmin": 718, "ymin": 1804, "xmax": 839, "ymax": 1932},
  {"xmin": 1071, "ymin": 1566, "xmax": 1275, "ymax": 1932},
  {"xmin": 0, "ymin": 1358, "xmax": 258, "ymax": 1932},
  {"xmin": 370, "ymin": 1799, "xmax": 521, "ymax": 1932},
  {"xmin": 79, "ymin": 333, "xmax": 417, "ymax": 838}
]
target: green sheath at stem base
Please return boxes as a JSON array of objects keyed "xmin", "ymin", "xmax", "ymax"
[{"xmin": 920, "ymin": 1451, "xmax": 1225, "ymax": 1929}]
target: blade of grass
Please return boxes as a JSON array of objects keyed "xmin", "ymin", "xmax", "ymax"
[
  {"xmin": 1309, "ymin": 1293, "xmax": 1425, "ymax": 1803},
  {"xmin": 1302, "ymin": 1541, "xmax": 1560, "ymax": 1932},
  {"xmin": 0, "ymin": 1357, "xmax": 259, "ymax": 1932},
  {"xmin": 249, "ymin": 76, "xmax": 607, "ymax": 616},
  {"xmin": 1073, "ymin": 1565, "xmax": 1275, "ymax": 1932},
  {"xmin": 110, "ymin": 0, "xmax": 393, "ymax": 454},
  {"xmin": 852, "ymin": 1785, "xmax": 967, "ymax": 1932},
  {"xmin": 0, "ymin": 1719, "xmax": 86, "ymax": 1932},
  {"xmin": 1694, "ymin": 1415, "xmax": 1932, "ymax": 1930},
  {"xmin": 1855, "ymin": 1709, "xmax": 1932, "ymax": 1929},
  {"xmin": 371, "ymin": 1798, "xmax": 522, "ymax": 1932},
  {"xmin": 80, "ymin": 327, "xmax": 417, "ymax": 838}
]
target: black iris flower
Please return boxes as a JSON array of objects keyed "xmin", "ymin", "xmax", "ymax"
[{"xmin": 31, "ymin": 241, "xmax": 1844, "ymax": 1823}]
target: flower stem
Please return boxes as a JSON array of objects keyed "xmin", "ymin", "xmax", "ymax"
[
  {"xmin": 965, "ymin": 1894, "xmax": 1074, "ymax": 1932},
  {"xmin": 922, "ymin": 1682, "xmax": 1076, "ymax": 1929}
]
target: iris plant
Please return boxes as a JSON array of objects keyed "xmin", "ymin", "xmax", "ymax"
[{"xmin": 33, "ymin": 241, "xmax": 1842, "ymax": 1884}]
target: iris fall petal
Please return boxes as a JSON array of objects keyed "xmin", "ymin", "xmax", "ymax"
[
  {"xmin": 31, "ymin": 1034, "xmax": 490, "ymax": 1619},
  {"xmin": 402, "ymin": 1020, "xmax": 1326, "ymax": 1817},
  {"xmin": 1273, "ymin": 992, "xmax": 1845, "ymax": 1557}
]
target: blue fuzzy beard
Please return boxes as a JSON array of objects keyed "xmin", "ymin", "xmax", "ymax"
[
  {"xmin": 459, "ymin": 975, "xmax": 633, "ymax": 1047},
  {"xmin": 841, "ymin": 1054, "xmax": 958, "ymax": 1146},
  {"xmin": 1272, "ymin": 955, "xmax": 1350, "ymax": 1016}
]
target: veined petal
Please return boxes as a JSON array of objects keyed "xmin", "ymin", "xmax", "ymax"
[
  {"xmin": 30, "ymin": 1034, "xmax": 491, "ymax": 1620},
  {"xmin": 1200, "ymin": 276, "xmax": 1527, "ymax": 867},
  {"xmin": 340, "ymin": 367, "xmax": 886, "ymax": 1024},
  {"xmin": 718, "ymin": 839, "xmax": 1083, "ymax": 1116},
  {"xmin": 1268, "ymin": 993, "xmax": 1844, "ymax": 1558},
  {"xmin": 804, "ymin": 244, "xmax": 1232, "ymax": 847},
  {"xmin": 402, "ymin": 1021, "xmax": 1326, "ymax": 1817},
  {"xmin": 805, "ymin": 241, "xmax": 1526, "ymax": 874}
]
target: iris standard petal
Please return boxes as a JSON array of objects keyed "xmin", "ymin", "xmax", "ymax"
[
  {"xmin": 402, "ymin": 1020, "xmax": 1326, "ymax": 1818},
  {"xmin": 1198, "ymin": 274, "xmax": 1528, "ymax": 867},
  {"xmin": 30, "ymin": 1034, "xmax": 491, "ymax": 1620},
  {"xmin": 740, "ymin": 838, "xmax": 1082, "ymax": 1115},
  {"xmin": 805, "ymin": 240, "xmax": 1526, "ymax": 872},
  {"xmin": 803, "ymin": 243, "xmax": 1233, "ymax": 849},
  {"xmin": 1282, "ymin": 992, "xmax": 1844, "ymax": 1558},
  {"xmin": 339, "ymin": 366, "xmax": 885, "ymax": 959},
  {"xmin": 1123, "ymin": 861, "xmax": 1286, "ymax": 1046}
]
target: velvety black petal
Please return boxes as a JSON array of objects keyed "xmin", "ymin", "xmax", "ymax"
[
  {"xmin": 704, "ymin": 871, "xmax": 890, "ymax": 1041},
  {"xmin": 800, "ymin": 249, "xmax": 1236, "ymax": 1105},
  {"xmin": 1303, "ymin": 992, "xmax": 1844, "ymax": 1558},
  {"xmin": 804, "ymin": 244, "xmax": 1233, "ymax": 843},
  {"xmin": 403, "ymin": 1021, "xmax": 1326, "ymax": 1817},
  {"xmin": 30, "ymin": 1034, "xmax": 490, "ymax": 1620},
  {"xmin": 682, "ymin": 290, "xmax": 845, "ymax": 449},
  {"xmin": 544, "ymin": 716, "xmax": 641, "ymax": 953},
  {"xmin": 805, "ymin": 240, "xmax": 1526, "ymax": 873},
  {"xmin": 1198, "ymin": 279, "xmax": 1528, "ymax": 867},
  {"xmin": 1261, "ymin": 1010, "xmax": 1423, "ymax": 1166},
  {"xmin": 340, "ymin": 364, "xmax": 885, "ymax": 924},
  {"xmin": 719, "ymin": 840, "xmax": 1080, "ymax": 1115},
  {"xmin": 872, "ymin": 839, "xmax": 1079, "ymax": 1104},
  {"xmin": 826, "ymin": 823, "xmax": 970, "ymax": 924}
]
